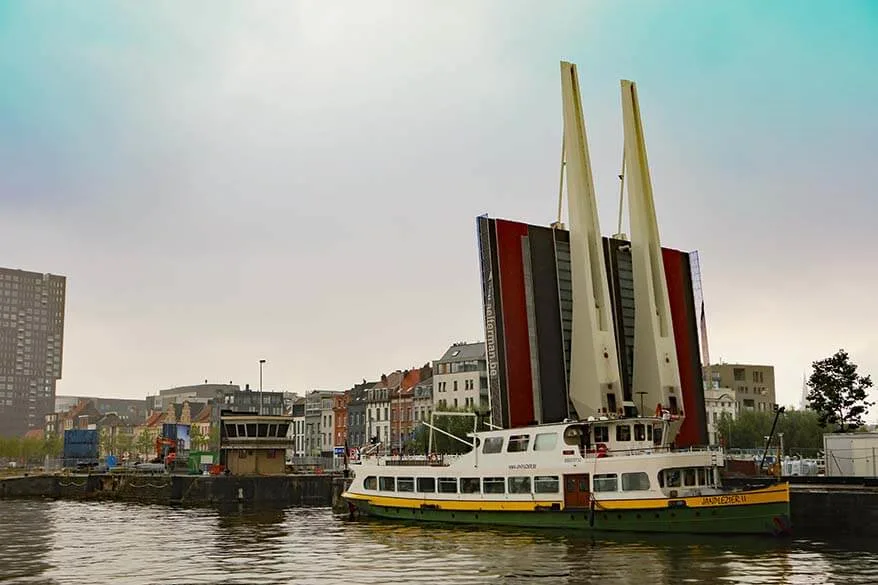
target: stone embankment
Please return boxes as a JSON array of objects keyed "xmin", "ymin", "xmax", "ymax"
[{"xmin": 0, "ymin": 473, "xmax": 350, "ymax": 508}]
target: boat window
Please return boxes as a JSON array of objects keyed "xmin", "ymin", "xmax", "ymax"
[
  {"xmin": 364, "ymin": 476, "xmax": 377, "ymax": 490},
  {"xmin": 258, "ymin": 424, "xmax": 269, "ymax": 437},
  {"xmin": 507, "ymin": 434, "xmax": 530, "ymax": 453},
  {"xmin": 483, "ymin": 437, "xmax": 504, "ymax": 454},
  {"xmin": 697, "ymin": 468, "xmax": 706, "ymax": 486},
  {"xmin": 277, "ymin": 423, "xmax": 290, "ymax": 437},
  {"xmin": 534, "ymin": 433, "xmax": 558, "ymax": 451},
  {"xmin": 616, "ymin": 425, "xmax": 631, "ymax": 441},
  {"xmin": 246, "ymin": 424, "xmax": 257, "ymax": 437},
  {"xmin": 237, "ymin": 424, "xmax": 247, "ymax": 437},
  {"xmin": 653, "ymin": 426, "xmax": 663, "ymax": 445},
  {"xmin": 534, "ymin": 476, "xmax": 560, "ymax": 494},
  {"xmin": 593, "ymin": 474, "xmax": 618, "ymax": 492},
  {"xmin": 594, "ymin": 426, "xmax": 609, "ymax": 443},
  {"xmin": 646, "ymin": 425, "xmax": 653, "ymax": 440},
  {"xmin": 460, "ymin": 478, "xmax": 480, "ymax": 493},
  {"xmin": 398, "ymin": 477, "xmax": 415, "ymax": 492},
  {"xmin": 563, "ymin": 426, "xmax": 583, "ymax": 445},
  {"xmin": 379, "ymin": 477, "xmax": 395, "ymax": 491},
  {"xmin": 664, "ymin": 469, "xmax": 681, "ymax": 488},
  {"xmin": 417, "ymin": 477, "xmax": 436, "ymax": 493},
  {"xmin": 633, "ymin": 424, "xmax": 646, "ymax": 441},
  {"xmin": 684, "ymin": 468, "xmax": 696, "ymax": 486},
  {"xmin": 508, "ymin": 476, "xmax": 531, "ymax": 494},
  {"xmin": 483, "ymin": 477, "xmax": 505, "ymax": 494},
  {"xmin": 438, "ymin": 478, "xmax": 457, "ymax": 493},
  {"xmin": 226, "ymin": 424, "xmax": 238, "ymax": 438},
  {"xmin": 268, "ymin": 424, "xmax": 277, "ymax": 437},
  {"xmin": 621, "ymin": 472, "xmax": 651, "ymax": 491}
]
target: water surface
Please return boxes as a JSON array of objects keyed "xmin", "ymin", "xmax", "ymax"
[{"xmin": 1, "ymin": 500, "xmax": 875, "ymax": 584}]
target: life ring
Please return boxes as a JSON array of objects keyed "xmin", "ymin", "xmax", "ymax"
[{"xmin": 596, "ymin": 443, "xmax": 608, "ymax": 458}]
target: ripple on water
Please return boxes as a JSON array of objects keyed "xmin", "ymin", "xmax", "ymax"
[{"xmin": 2, "ymin": 500, "xmax": 878, "ymax": 584}]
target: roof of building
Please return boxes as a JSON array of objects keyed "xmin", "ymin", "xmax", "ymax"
[
  {"xmin": 436, "ymin": 342, "xmax": 485, "ymax": 363},
  {"xmin": 144, "ymin": 411, "xmax": 164, "ymax": 427},
  {"xmin": 192, "ymin": 405, "xmax": 213, "ymax": 423},
  {"xmin": 23, "ymin": 428, "xmax": 44, "ymax": 440}
]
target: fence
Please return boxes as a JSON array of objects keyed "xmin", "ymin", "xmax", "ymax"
[{"xmin": 825, "ymin": 447, "xmax": 878, "ymax": 477}]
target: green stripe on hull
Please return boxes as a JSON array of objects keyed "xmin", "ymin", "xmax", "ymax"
[{"xmin": 351, "ymin": 501, "xmax": 791, "ymax": 536}]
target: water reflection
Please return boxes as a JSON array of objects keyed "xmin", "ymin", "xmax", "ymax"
[
  {"xmin": 1, "ymin": 500, "xmax": 878, "ymax": 584},
  {"xmin": 0, "ymin": 500, "xmax": 55, "ymax": 584}
]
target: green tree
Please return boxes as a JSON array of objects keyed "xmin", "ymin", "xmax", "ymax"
[
  {"xmin": 409, "ymin": 408, "xmax": 482, "ymax": 455},
  {"xmin": 116, "ymin": 432, "xmax": 134, "ymax": 458},
  {"xmin": 807, "ymin": 349, "xmax": 874, "ymax": 432},
  {"xmin": 42, "ymin": 434, "xmax": 63, "ymax": 458},
  {"xmin": 719, "ymin": 408, "xmax": 825, "ymax": 454},
  {"xmin": 135, "ymin": 431, "xmax": 154, "ymax": 460},
  {"xmin": 190, "ymin": 425, "xmax": 205, "ymax": 451},
  {"xmin": 99, "ymin": 427, "xmax": 112, "ymax": 456},
  {"xmin": 208, "ymin": 425, "xmax": 220, "ymax": 451}
]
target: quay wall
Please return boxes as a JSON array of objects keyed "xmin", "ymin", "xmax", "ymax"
[{"xmin": 0, "ymin": 473, "xmax": 340, "ymax": 507}]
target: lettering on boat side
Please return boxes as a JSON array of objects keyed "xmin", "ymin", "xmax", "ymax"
[
  {"xmin": 700, "ymin": 494, "xmax": 748, "ymax": 506},
  {"xmin": 509, "ymin": 463, "xmax": 536, "ymax": 470}
]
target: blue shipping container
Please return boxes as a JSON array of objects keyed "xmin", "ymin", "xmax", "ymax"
[{"xmin": 63, "ymin": 429, "xmax": 99, "ymax": 461}]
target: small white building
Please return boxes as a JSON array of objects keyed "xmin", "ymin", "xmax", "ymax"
[
  {"xmin": 704, "ymin": 387, "xmax": 737, "ymax": 446},
  {"xmin": 823, "ymin": 432, "xmax": 878, "ymax": 477},
  {"xmin": 432, "ymin": 342, "xmax": 487, "ymax": 411}
]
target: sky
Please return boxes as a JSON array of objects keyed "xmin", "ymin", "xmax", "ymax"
[{"xmin": 1, "ymin": 1, "xmax": 876, "ymax": 413}]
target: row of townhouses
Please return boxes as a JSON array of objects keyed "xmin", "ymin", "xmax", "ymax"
[{"xmin": 288, "ymin": 342, "xmax": 489, "ymax": 457}]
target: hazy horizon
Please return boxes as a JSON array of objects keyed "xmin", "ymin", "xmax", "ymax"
[{"xmin": 2, "ymin": 1, "xmax": 875, "ymax": 415}]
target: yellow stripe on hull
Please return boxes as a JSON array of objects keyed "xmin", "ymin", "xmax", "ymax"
[{"xmin": 342, "ymin": 482, "xmax": 789, "ymax": 513}]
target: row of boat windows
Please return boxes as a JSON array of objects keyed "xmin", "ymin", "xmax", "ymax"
[
  {"xmin": 483, "ymin": 433, "xmax": 557, "ymax": 454},
  {"xmin": 483, "ymin": 423, "xmax": 665, "ymax": 455},
  {"xmin": 363, "ymin": 475, "xmax": 562, "ymax": 494},
  {"xmin": 658, "ymin": 467, "xmax": 716, "ymax": 488},
  {"xmin": 589, "ymin": 424, "xmax": 662, "ymax": 444}
]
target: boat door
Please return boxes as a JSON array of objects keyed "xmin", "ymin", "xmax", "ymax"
[{"xmin": 564, "ymin": 473, "xmax": 591, "ymax": 509}]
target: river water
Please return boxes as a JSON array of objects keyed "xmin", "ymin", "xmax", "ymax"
[{"xmin": 1, "ymin": 500, "xmax": 877, "ymax": 584}]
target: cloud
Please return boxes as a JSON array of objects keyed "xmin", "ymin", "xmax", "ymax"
[{"xmin": 0, "ymin": 1, "xmax": 875, "ymax": 417}]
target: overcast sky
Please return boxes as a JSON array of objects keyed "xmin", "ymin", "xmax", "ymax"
[{"xmin": 1, "ymin": 1, "xmax": 875, "ymax": 412}]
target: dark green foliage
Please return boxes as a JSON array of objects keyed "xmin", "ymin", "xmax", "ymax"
[
  {"xmin": 408, "ymin": 407, "xmax": 482, "ymax": 455},
  {"xmin": 807, "ymin": 349, "xmax": 874, "ymax": 432},
  {"xmin": 717, "ymin": 408, "xmax": 825, "ymax": 454}
]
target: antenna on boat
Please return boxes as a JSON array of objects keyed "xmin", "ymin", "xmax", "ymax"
[
  {"xmin": 619, "ymin": 79, "xmax": 682, "ymax": 433},
  {"xmin": 559, "ymin": 61, "xmax": 624, "ymax": 419}
]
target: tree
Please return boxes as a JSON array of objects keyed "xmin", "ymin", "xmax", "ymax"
[
  {"xmin": 116, "ymin": 432, "xmax": 134, "ymax": 459},
  {"xmin": 190, "ymin": 425, "xmax": 205, "ymax": 451},
  {"xmin": 135, "ymin": 431, "xmax": 154, "ymax": 460},
  {"xmin": 408, "ymin": 408, "xmax": 482, "ymax": 455},
  {"xmin": 718, "ymin": 408, "xmax": 825, "ymax": 454},
  {"xmin": 807, "ymin": 349, "xmax": 874, "ymax": 432},
  {"xmin": 208, "ymin": 425, "xmax": 220, "ymax": 452}
]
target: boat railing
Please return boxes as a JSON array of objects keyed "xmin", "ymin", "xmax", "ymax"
[
  {"xmin": 583, "ymin": 444, "xmax": 724, "ymax": 458},
  {"xmin": 357, "ymin": 453, "xmax": 452, "ymax": 467}
]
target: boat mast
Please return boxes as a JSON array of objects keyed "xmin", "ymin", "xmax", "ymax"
[
  {"xmin": 619, "ymin": 80, "xmax": 682, "ymax": 429},
  {"xmin": 560, "ymin": 62, "xmax": 624, "ymax": 419}
]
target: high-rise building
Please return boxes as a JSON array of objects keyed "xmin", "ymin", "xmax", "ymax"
[{"xmin": 0, "ymin": 268, "xmax": 66, "ymax": 437}]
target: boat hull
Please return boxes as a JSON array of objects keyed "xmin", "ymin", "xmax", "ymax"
[{"xmin": 343, "ymin": 484, "xmax": 791, "ymax": 536}]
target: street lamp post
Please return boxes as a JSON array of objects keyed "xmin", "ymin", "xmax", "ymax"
[{"xmin": 259, "ymin": 359, "xmax": 266, "ymax": 415}]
